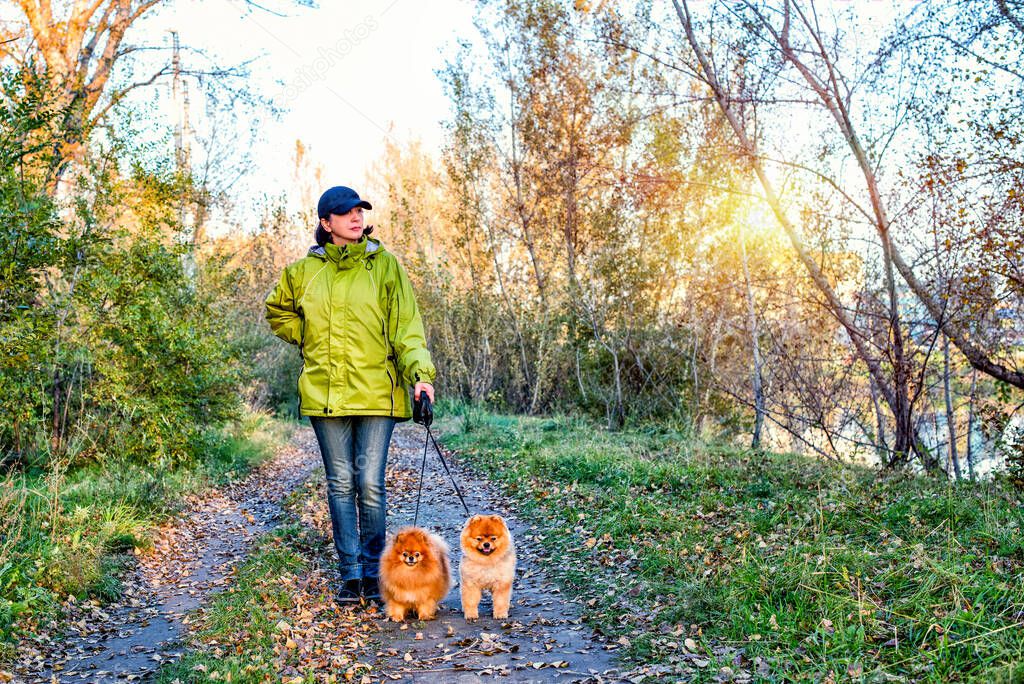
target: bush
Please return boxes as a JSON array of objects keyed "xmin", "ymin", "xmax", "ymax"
[
  {"xmin": 0, "ymin": 66, "xmax": 65, "ymax": 464},
  {"xmin": 69, "ymin": 231, "xmax": 243, "ymax": 466},
  {"xmin": 0, "ymin": 89, "xmax": 243, "ymax": 468}
]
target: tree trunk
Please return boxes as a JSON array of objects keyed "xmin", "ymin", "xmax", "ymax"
[
  {"xmin": 504, "ymin": 43, "xmax": 549, "ymax": 310},
  {"xmin": 739, "ymin": 223, "xmax": 765, "ymax": 449},
  {"xmin": 942, "ymin": 334, "xmax": 962, "ymax": 480},
  {"xmin": 966, "ymin": 369, "xmax": 977, "ymax": 481},
  {"xmin": 880, "ymin": 229, "xmax": 916, "ymax": 465},
  {"xmin": 869, "ymin": 374, "xmax": 889, "ymax": 463}
]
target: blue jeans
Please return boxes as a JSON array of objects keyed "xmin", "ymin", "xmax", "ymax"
[{"xmin": 309, "ymin": 416, "xmax": 397, "ymax": 581}]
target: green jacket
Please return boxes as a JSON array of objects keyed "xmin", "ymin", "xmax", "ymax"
[{"xmin": 265, "ymin": 238, "xmax": 435, "ymax": 419}]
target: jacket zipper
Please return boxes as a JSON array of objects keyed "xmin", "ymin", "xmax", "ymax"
[
  {"xmin": 297, "ymin": 341, "xmax": 304, "ymax": 416},
  {"xmin": 370, "ymin": 262, "xmax": 395, "ymax": 418},
  {"xmin": 383, "ymin": 320, "xmax": 395, "ymax": 417},
  {"xmin": 324, "ymin": 267, "xmax": 333, "ymax": 415}
]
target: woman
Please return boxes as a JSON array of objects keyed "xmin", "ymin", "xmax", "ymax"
[{"xmin": 265, "ymin": 185, "xmax": 435, "ymax": 602}]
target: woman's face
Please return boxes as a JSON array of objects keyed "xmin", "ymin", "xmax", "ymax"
[{"xmin": 321, "ymin": 207, "xmax": 365, "ymax": 245}]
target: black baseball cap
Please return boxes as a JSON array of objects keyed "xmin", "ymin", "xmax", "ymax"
[{"xmin": 317, "ymin": 186, "xmax": 372, "ymax": 218}]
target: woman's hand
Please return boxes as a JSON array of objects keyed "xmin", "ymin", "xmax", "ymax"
[{"xmin": 414, "ymin": 382, "xmax": 434, "ymax": 403}]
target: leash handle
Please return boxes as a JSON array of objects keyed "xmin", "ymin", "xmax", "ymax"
[{"xmin": 413, "ymin": 393, "xmax": 433, "ymax": 427}]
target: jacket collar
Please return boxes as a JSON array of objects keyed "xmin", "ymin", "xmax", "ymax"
[{"xmin": 308, "ymin": 237, "xmax": 382, "ymax": 263}]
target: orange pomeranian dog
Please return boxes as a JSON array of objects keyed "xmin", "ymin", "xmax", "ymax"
[
  {"xmin": 459, "ymin": 514, "xmax": 516, "ymax": 621},
  {"xmin": 378, "ymin": 526, "xmax": 452, "ymax": 622}
]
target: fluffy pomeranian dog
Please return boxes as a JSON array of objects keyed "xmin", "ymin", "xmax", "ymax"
[
  {"xmin": 378, "ymin": 526, "xmax": 452, "ymax": 622},
  {"xmin": 459, "ymin": 514, "xmax": 516, "ymax": 621}
]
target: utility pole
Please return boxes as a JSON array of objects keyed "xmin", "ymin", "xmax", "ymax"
[
  {"xmin": 170, "ymin": 30, "xmax": 192, "ymax": 172},
  {"xmin": 169, "ymin": 29, "xmax": 204, "ymax": 248}
]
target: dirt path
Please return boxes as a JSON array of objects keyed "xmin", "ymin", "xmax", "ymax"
[
  {"xmin": 15, "ymin": 422, "xmax": 622, "ymax": 683},
  {"xmin": 373, "ymin": 423, "xmax": 622, "ymax": 682},
  {"xmin": 13, "ymin": 430, "xmax": 319, "ymax": 683}
]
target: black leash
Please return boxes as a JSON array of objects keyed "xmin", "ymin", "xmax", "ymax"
[
  {"xmin": 412, "ymin": 395, "xmax": 471, "ymax": 527},
  {"xmin": 413, "ymin": 426, "xmax": 429, "ymax": 528}
]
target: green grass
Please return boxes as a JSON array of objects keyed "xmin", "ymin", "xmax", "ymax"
[
  {"xmin": 155, "ymin": 490, "xmax": 380, "ymax": 684},
  {"xmin": 439, "ymin": 404, "xmax": 1024, "ymax": 682},
  {"xmin": 154, "ymin": 527, "xmax": 309, "ymax": 684},
  {"xmin": 0, "ymin": 411, "xmax": 294, "ymax": 656}
]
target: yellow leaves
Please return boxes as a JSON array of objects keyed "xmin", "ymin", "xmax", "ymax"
[
  {"xmin": 582, "ymin": 532, "xmax": 613, "ymax": 550},
  {"xmin": 343, "ymin": 663, "xmax": 372, "ymax": 681},
  {"xmin": 530, "ymin": 660, "xmax": 569, "ymax": 669}
]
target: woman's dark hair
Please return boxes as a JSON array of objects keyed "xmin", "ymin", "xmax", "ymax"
[{"xmin": 315, "ymin": 224, "xmax": 330, "ymax": 247}]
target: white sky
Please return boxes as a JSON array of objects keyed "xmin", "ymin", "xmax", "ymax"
[
  {"xmin": 0, "ymin": 0, "xmax": 917, "ymax": 228},
  {"xmin": 144, "ymin": 0, "xmax": 476, "ymax": 218}
]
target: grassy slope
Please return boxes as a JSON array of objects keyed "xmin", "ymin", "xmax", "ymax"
[
  {"xmin": 440, "ymin": 406, "xmax": 1024, "ymax": 682},
  {"xmin": 0, "ymin": 412, "xmax": 294, "ymax": 657}
]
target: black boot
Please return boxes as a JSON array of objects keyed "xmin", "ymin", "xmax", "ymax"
[
  {"xmin": 360, "ymin": 576, "xmax": 381, "ymax": 602},
  {"xmin": 337, "ymin": 578, "xmax": 361, "ymax": 603}
]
